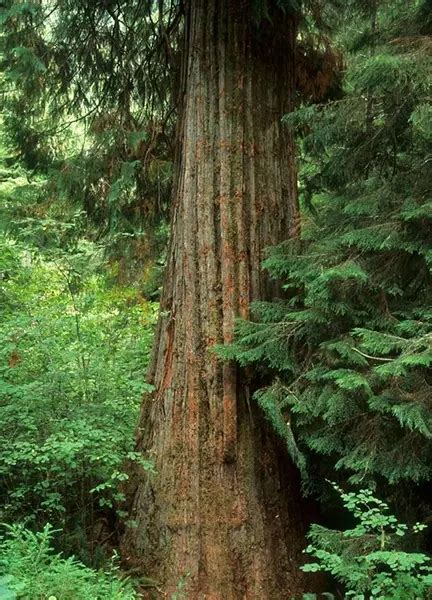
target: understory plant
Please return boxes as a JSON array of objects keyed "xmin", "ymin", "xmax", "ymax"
[
  {"xmin": 0, "ymin": 170, "xmax": 157, "ymax": 560},
  {"xmin": 302, "ymin": 485, "xmax": 432, "ymax": 600},
  {"xmin": 0, "ymin": 523, "xmax": 137, "ymax": 599}
]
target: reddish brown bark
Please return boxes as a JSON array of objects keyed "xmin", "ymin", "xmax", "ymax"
[{"xmin": 123, "ymin": 2, "xmax": 308, "ymax": 598}]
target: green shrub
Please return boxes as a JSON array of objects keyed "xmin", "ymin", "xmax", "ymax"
[
  {"xmin": 302, "ymin": 485, "xmax": 432, "ymax": 600},
  {"xmin": 0, "ymin": 230, "xmax": 156, "ymax": 554},
  {"xmin": 0, "ymin": 523, "xmax": 137, "ymax": 599}
]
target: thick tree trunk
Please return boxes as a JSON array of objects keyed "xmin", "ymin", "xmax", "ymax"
[{"xmin": 123, "ymin": 2, "xmax": 308, "ymax": 598}]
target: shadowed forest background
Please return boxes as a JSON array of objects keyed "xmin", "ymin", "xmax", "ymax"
[{"xmin": 0, "ymin": 0, "xmax": 432, "ymax": 598}]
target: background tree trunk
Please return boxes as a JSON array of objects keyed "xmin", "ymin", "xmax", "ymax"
[{"xmin": 123, "ymin": 2, "xmax": 308, "ymax": 597}]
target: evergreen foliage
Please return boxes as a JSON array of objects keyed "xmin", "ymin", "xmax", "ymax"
[{"xmin": 1, "ymin": 1, "xmax": 176, "ymax": 284}]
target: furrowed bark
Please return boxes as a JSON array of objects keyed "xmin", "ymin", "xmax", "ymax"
[{"xmin": 123, "ymin": 2, "xmax": 308, "ymax": 597}]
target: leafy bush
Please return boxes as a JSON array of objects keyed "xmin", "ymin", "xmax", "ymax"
[
  {"xmin": 0, "ymin": 234, "xmax": 156, "ymax": 536},
  {"xmin": 0, "ymin": 523, "xmax": 137, "ymax": 599},
  {"xmin": 302, "ymin": 485, "xmax": 432, "ymax": 600},
  {"xmin": 0, "ymin": 162, "xmax": 157, "ymax": 560}
]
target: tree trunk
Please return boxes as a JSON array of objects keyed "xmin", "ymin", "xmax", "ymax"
[{"xmin": 123, "ymin": 2, "xmax": 308, "ymax": 597}]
